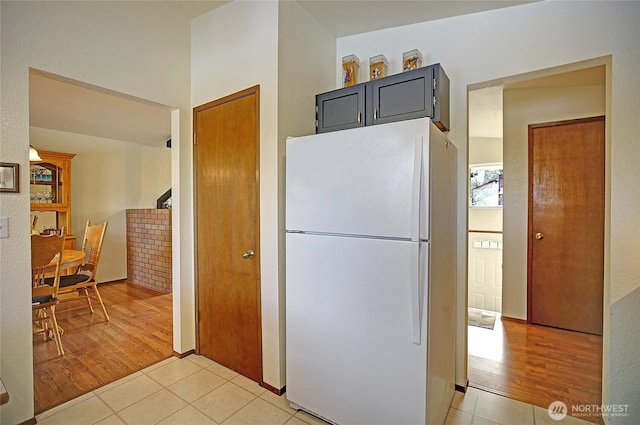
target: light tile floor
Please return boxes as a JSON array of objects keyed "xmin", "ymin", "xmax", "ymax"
[{"xmin": 36, "ymin": 355, "xmax": 593, "ymax": 425}]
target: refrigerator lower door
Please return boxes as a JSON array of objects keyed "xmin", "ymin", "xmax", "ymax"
[{"xmin": 286, "ymin": 233, "xmax": 428, "ymax": 425}]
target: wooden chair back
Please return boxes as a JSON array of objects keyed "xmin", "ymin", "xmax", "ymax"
[
  {"xmin": 79, "ymin": 220, "xmax": 108, "ymax": 280},
  {"xmin": 31, "ymin": 229, "xmax": 66, "ymax": 268},
  {"xmin": 31, "ymin": 232, "xmax": 66, "ymax": 356},
  {"xmin": 32, "ymin": 253, "xmax": 62, "ymax": 299},
  {"xmin": 31, "ymin": 230, "xmax": 66, "ymax": 294}
]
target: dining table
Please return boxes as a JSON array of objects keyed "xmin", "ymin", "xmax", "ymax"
[
  {"xmin": 60, "ymin": 249, "xmax": 85, "ymax": 272},
  {"xmin": 41, "ymin": 249, "xmax": 85, "ymax": 276}
]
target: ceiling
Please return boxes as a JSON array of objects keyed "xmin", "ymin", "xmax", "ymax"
[
  {"xmin": 29, "ymin": 0, "xmax": 536, "ymax": 146},
  {"xmin": 468, "ymin": 65, "xmax": 606, "ymax": 139},
  {"xmin": 30, "ymin": 70, "xmax": 173, "ymax": 147}
]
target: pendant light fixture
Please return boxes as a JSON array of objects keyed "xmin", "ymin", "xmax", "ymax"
[{"xmin": 29, "ymin": 144, "xmax": 42, "ymax": 161}]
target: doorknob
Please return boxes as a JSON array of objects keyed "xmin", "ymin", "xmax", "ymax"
[
  {"xmin": 535, "ymin": 232, "xmax": 544, "ymax": 240},
  {"xmin": 242, "ymin": 250, "xmax": 255, "ymax": 259}
]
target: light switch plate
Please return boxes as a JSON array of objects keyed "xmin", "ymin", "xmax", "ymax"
[{"xmin": 0, "ymin": 217, "xmax": 8, "ymax": 238}]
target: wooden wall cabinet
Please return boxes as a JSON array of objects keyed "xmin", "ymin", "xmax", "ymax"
[
  {"xmin": 30, "ymin": 150, "xmax": 76, "ymax": 249},
  {"xmin": 316, "ymin": 63, "xmax": 450, "ymax": 134}
]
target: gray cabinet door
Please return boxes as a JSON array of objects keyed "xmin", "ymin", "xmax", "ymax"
[
  {"xmin": 368, "ymin": 66, "xmax": 434, "ymax": 126},
  {"xmin": 316, "ymin": 85, "xmax": 365, "ymax": 133}
]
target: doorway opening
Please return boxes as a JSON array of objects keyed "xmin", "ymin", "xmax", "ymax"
[
  {"xmin": 29, "ymin": 69, "xmax": 177, "ymax": 413},
  {"xmin": 466, "ymin": 61, "xmax": 607, "ymax": 421}
]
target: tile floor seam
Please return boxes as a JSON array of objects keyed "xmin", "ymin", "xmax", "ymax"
[
  {"xmin": 91, "ymin": 392, "xmax": 122, "ymax": 424},
  {"xmin": 109, "ymin": 383, "xmax": 166, "ymax": 415},
  {"xmin": 259, "ymin": 393, "xmax": 299, "ymax": 416},
  {"xmin": 187, "ymin": 378, "xmax": 234, "ymax": 407},
  {"xmin": 220, "ymin": 397, "xmax": 294, "ymax": 425},
  {"xmin": 207, "ymin": 367, "xmax": 240, "ymax": 381},
  {"xmin": 143, "ymin": 363, "xmax": 204, "ymax": 387},
  {"xmin": 157, "ymin": 370, "xmax": 221, "ymax": 402},
  {"xmin": 467, "ymin": 389, "xmax": 479, "ymax": 416},
  {"xmin": 190, "ymin": 381, "xmax": 261, "ymax": 424},
  {"xmin": 110, "ymin": 407, "xmax": 130, "ymax": 425},
  {"xmin": 34, "ymin": 392, "xmax": 85, "ymax": 422},
  {"xmin": 102, "ymin": 377, "xmax": 165, "ymax": 412},
  {"xmin": 153, "ymin": 365, "xmax": 224, "ymax": 423},
  {"xmin": 90, "ymin": 392, "xmax": 125, "ymax": 425}
]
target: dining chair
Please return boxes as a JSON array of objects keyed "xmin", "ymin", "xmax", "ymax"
[
  {"xmin": 57, "ymin": 220, "xmax": 110, "ymax": 321},
  {"xmin": 31, "ymin": 231, "xmax": 66, "ymax": 356}
]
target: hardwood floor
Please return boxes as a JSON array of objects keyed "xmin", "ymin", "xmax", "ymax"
[
  {"xmin": 33, "ymin": 280, "xmax": 173, "ymax": 414},
  {"xmin": 468, "ymin": 314, "xmax": 603, "ymax": 424}
]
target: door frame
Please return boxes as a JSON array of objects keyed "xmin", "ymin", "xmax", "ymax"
[
  {"xmin": 192, "ymin": 86, "xmax": 262, "ymax": 380},
  {"xmin": 526, "ymin": 116, "xmax": 605, "ymax": 329},
  {"xmin": 464, "ymin": 56, "xmax": 610, "ymax": 398}
]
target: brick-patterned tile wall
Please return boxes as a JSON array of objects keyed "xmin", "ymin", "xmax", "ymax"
[{"xmin": 126, "ymin": 209, "xmax": 172, "ymax": 293}]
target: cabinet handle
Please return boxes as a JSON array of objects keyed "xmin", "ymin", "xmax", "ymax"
[
  {"xmin": 374, "ymin": 109, "xmax": 378, "ymax": 121},
  {"xmin": 357, "ymin": 112, "xmax": 361, "ymax": 123}
]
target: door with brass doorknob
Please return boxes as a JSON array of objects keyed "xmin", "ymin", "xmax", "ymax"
[
  {"xmin": 528, "ymin": 117, "xmax": 604, "ymax": 335},
  {"xmin": 194, "ymin": 86, "xmax": 263, "ymax": 383}
]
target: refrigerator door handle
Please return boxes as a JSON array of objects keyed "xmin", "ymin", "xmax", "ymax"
[
  {"xmin": 411, "ymin": 136, "xmax": 424, "ymax": 243},
  {"xmin": 411, "ymin": 242, "xmax": 421, "ymax": 345}
]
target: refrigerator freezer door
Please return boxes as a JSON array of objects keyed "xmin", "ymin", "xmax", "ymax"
[
  {"xmin": 286, "ymin": 118, "xmax": 431, "ymax": 240},
  {"xmin": 286, "ymin": 233, "xmax": 427, "ymax": 425}
]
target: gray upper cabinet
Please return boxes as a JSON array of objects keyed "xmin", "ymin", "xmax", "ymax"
[
  {"xmin": 316, "ymin": 64, "xmax": 449, "ymax": 134},
  {"xmin": 316, "ymin": 84, "xmax": 365, "ymax": 133}
]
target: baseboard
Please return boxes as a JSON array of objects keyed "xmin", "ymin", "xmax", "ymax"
[
  {"xmin": 455, "ymin": 379, "xmax": 470, "ymax": 393},
  {"xmin": 18, "ymin": 418, "xmax": 36, "ymax": 425},
  {"xmin": 99, "ymin": 278, "xmax": 128, "ymax": 285},
  {"xmin": 469, "ymin": 381, "xmax": 511, "ymax": 399},
  {"xmin": 173, "ymin": 349, "xmax": 196, "ymax": 359},
  {"xmin": 260, "ymin": 381, "xmax": 286, "ymax": 396},
  {"xmin": 501, "ymin": 315, "xmax": 527, "ymax": 324}
]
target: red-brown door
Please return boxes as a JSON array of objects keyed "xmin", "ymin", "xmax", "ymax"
[
  {"xmin": 528, "ymin": 116, "xmax": 604, "ymax": 335},
  {"xmin": 194, "ymin": 86, "xmax": 262, "ymax": 382}
]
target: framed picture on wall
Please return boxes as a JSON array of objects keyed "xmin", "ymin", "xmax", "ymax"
[{"xmin": 0, "ymin": 162, "xmax": 20, "ymax": 193}]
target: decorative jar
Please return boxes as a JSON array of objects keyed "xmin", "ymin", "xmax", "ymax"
[
  {"xmin": 342, "ymin": 54, "xmax": 360, "ymax": 87},
  {"xmin": 369, "ymin": 54, "xmax": 388, "ymax": 80},
  {"xmin": 402, "ymin": 49, "xmax": 423, "ymax": 71}
]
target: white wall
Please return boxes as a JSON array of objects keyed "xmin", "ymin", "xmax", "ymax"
[
  {"xmin": 277, "ymin": 0, "xmax": 336, "ymax": 385},
  {"xmin": 0, "ymin": 2, "xmax": 192, "ymax": 423},
  {"xmin": 191, "ymin": 0, "xmax": 336, "ymax": 390},
  {"xmin": 29, "ymin": 127, "xmax": 171, "ymax": 283},
  {"xmin": 191, "ymin": 0, "xmax": 282, "ymax": 389},
  {"xmin": 336, "ymin": 2, "xmax": 640, "ymax": 412},
  {"xmin": 502, "ymin": 84, "xmax": 605, "ymax": 320},
  {"xmin": 469, "ymin": 136, "xmax": 502, "ymax": 165},
  {"xmin": 468, "ymin": 209, "xmax": 502, "ymax": 233}
]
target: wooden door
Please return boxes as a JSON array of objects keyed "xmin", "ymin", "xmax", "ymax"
[
  {"xmin": 528, "ymin": 116, "xmax": 604, "ymax": 335},
  {"xmin": 194, "ymin": 86, "xmax": 262, "ymax": 382}
]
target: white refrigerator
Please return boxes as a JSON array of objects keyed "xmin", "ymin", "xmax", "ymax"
[{"xmin": 285, "ymin": 118, "xmax": 457, "ymax": 425}]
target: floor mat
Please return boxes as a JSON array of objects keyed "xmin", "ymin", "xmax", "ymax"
[{"xmin": 468, "ymin": 308, "xmax": 497, "ymax": 330}]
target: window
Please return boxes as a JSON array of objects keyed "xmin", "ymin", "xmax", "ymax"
[{"xmin": 470, "ymin": 164, "xmax": 503, "ymax": 207}]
